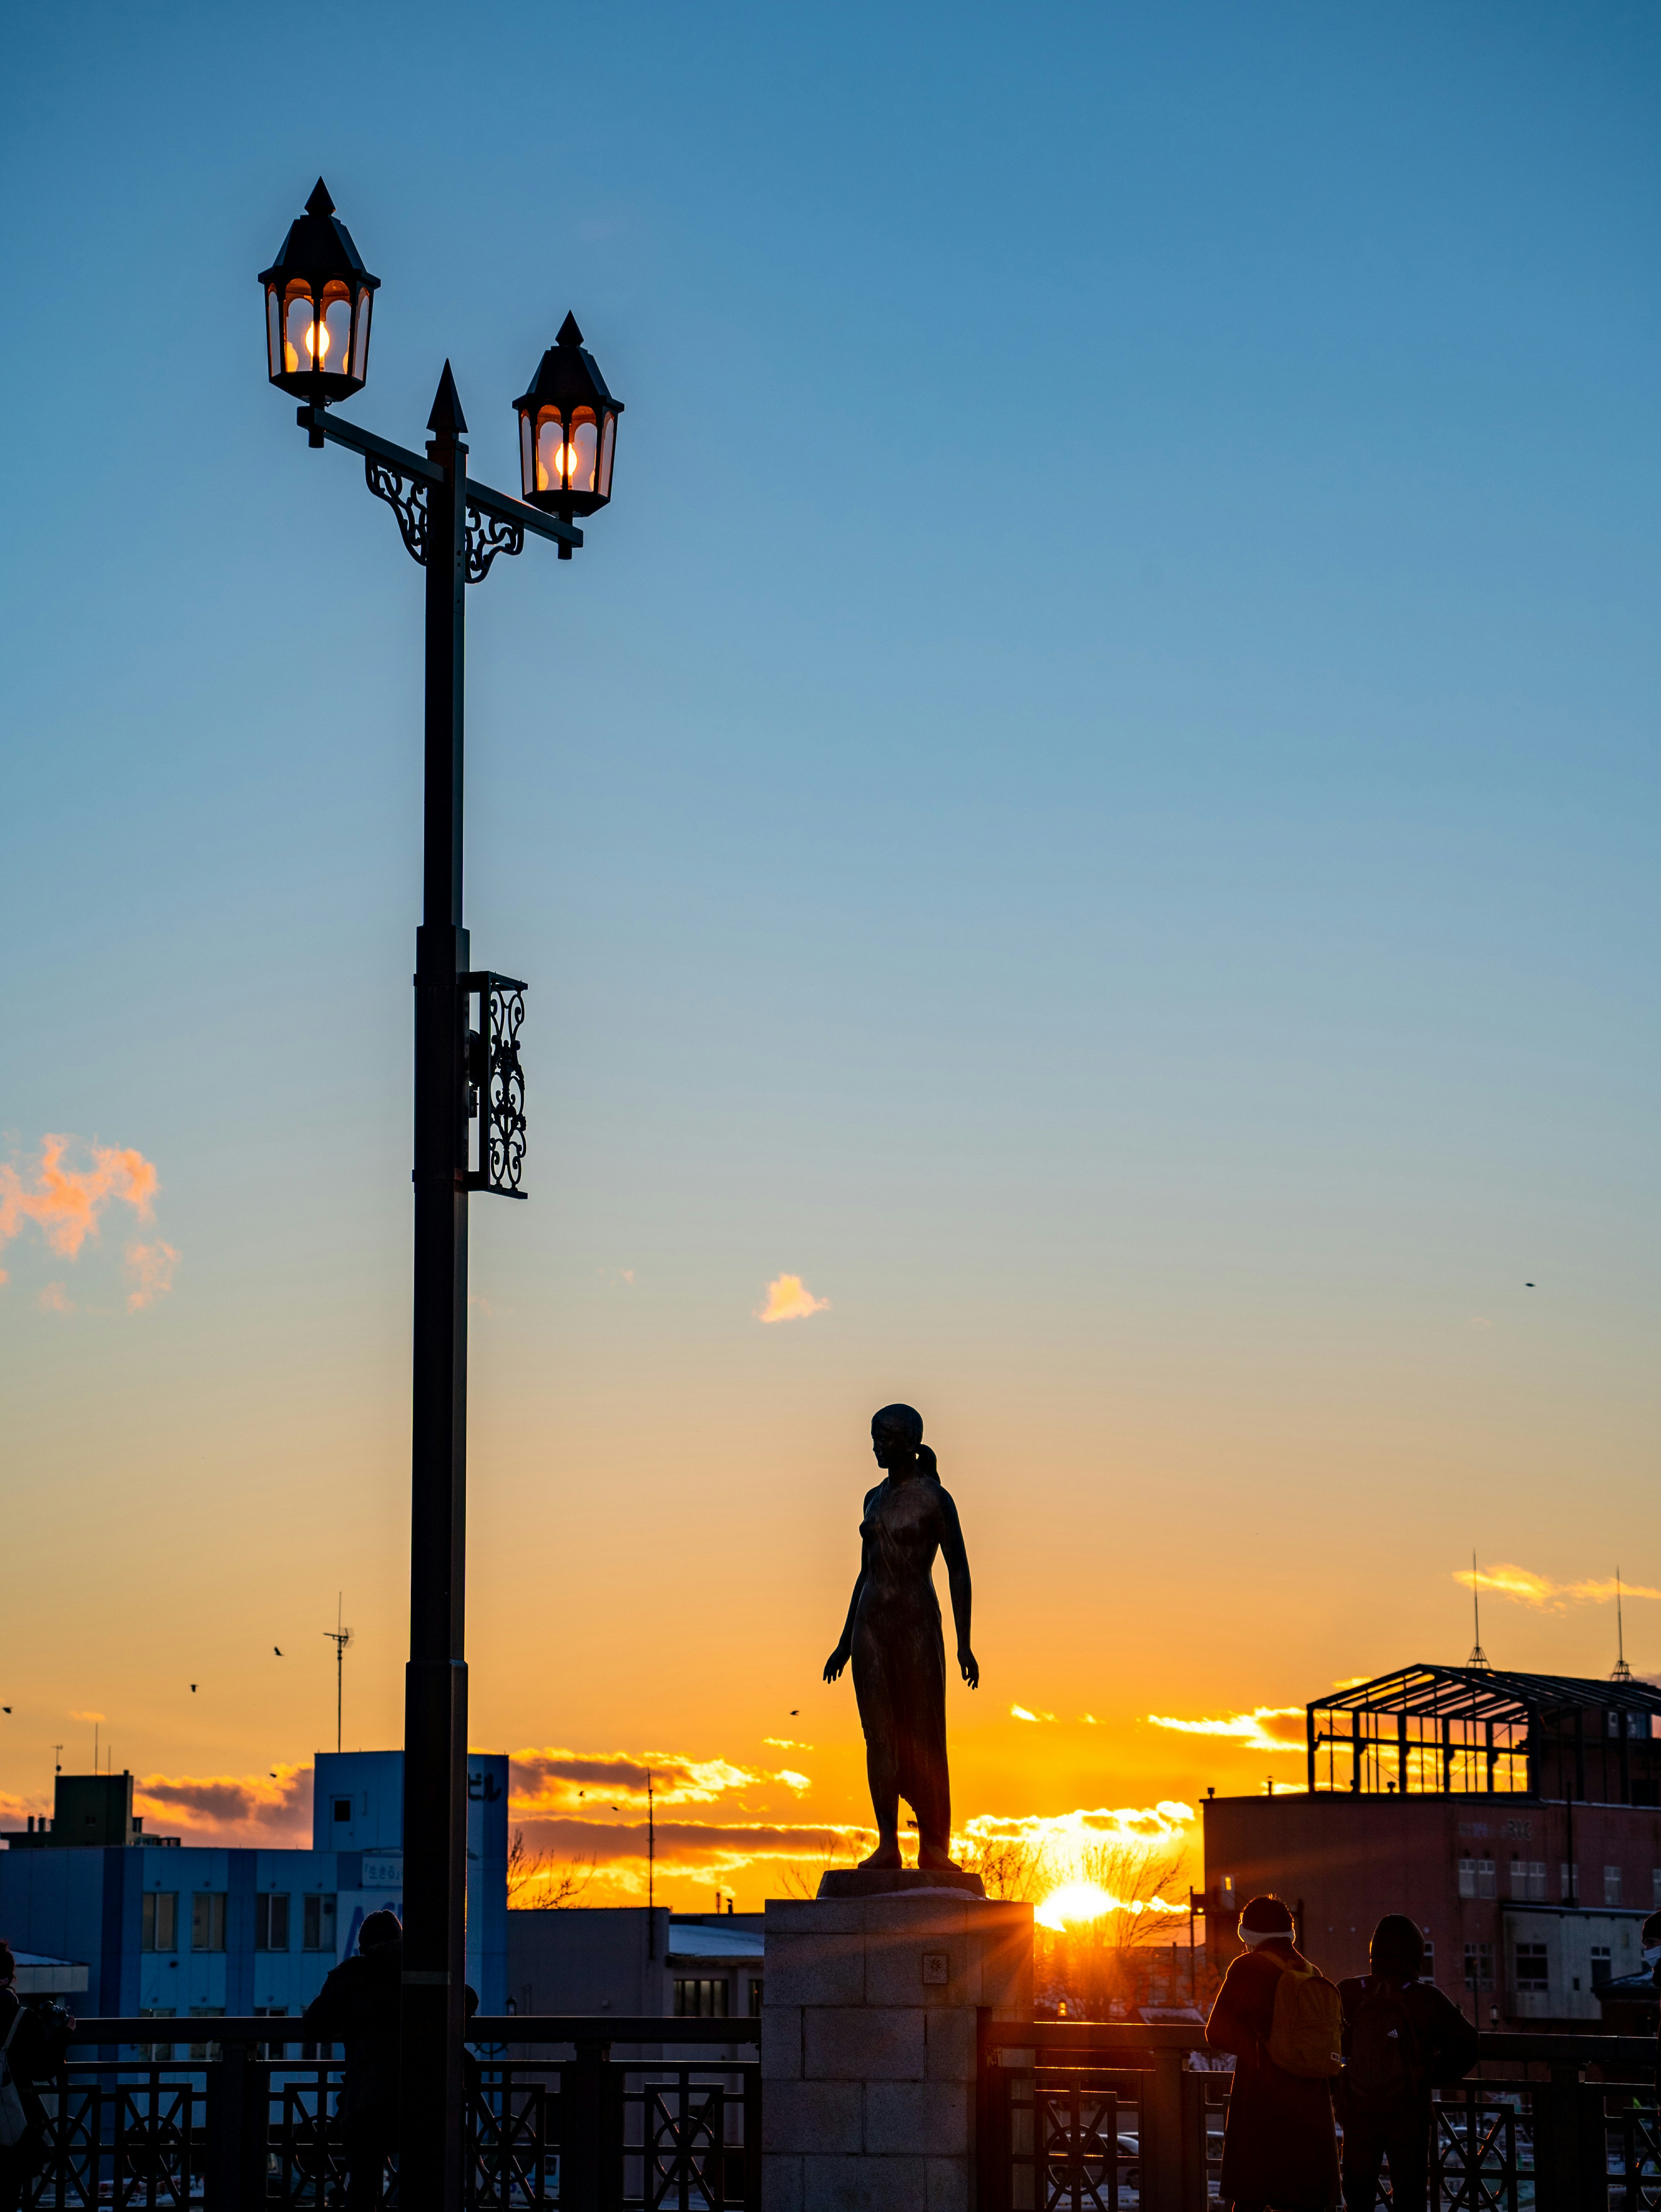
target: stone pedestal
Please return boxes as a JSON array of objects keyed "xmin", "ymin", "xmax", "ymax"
[{"xmin": 762, "ymin": 1891, "xmax": 1033, "ymax": 2212}]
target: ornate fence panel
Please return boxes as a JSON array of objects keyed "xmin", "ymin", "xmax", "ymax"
[
  {"xmin": 32, "ymin": 2018, "xmax": 761, "ymax": 2211},
  {"xmin": 978, "ymin": 2019, "xmax": 1661, "ymax": 2212}
]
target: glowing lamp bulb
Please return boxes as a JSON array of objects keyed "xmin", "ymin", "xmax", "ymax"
[{"xmin": 305, "ymin": 322, "xmax": 330, "ymax": 362}]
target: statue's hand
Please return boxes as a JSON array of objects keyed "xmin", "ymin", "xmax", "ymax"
[
  {"xmin": 824, "ymin": 1645, "xmax": 850, "ymax": 1684},
  {"xmin": 959, "ymin": 1648, "xmax": 980, "ymax": 1690}
]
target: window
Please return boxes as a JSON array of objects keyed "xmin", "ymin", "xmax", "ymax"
[
  {"xmin": 189, "ymin": 2007, "xmax": 225, "ymax": 2062},
  {"xmin": 1514, "ymin": 1943, "xmax": 1549, "ymax": 1994},
  {"xmin": 1591, "ymin": 1946, "xmax": 1613, "ymax": 1986},
  {"xmin": 1420, "ymin": 1937, "xmax": 1435, "ymax": 1983},
  {"xmin": 1464, "ymin": 1943, "xmax": 1494, "ymax": 1994},
  {"xmin": 1219, "ymin": 1875, "xmax": 1235, "ymax": 1911},
  {"xmin": 1559, "ymin": 1863, "xmax": 1579, "ymax": 1902},
  {"xmin": 141, "ymin": 1892, "xmax": 178, "ymax": 1953},
  {"xmin": 1604, "ymin": 1866, "xmax": 1623, "ymax": 1908},
  {"xmin": 191, "ymin": 1894, "xmax": 226, "ymax": 1952},
  {"xmin": 254, "ymin": 2006, "xmax": 289, "ymax": 2060},
  {"xmin": 748, "ymin": 1978, "xmax": 764, "ymax": 2018},
  {"xmin": 303, "ymin": 1895, "xmax": 337, "ymax": 1953},
  {"xmin": 332, "ymin": 1797, "xmax": 353, "ymax": 1825},
  {"xmin": 1653, "ymin": 1869, "xmax": 1661, "ymax": 1908},
  {"xmin": 138, "ymin": 2007, "xmax": 175, "ymax": 2061},
  {"xmin": 1509, "ymin": 1859, "xmax": 1547, "ymax": 1901},
  {"xmin": 1458, "ymin": 1859, "xmax": 1495, "ymax": 1900},
  {"xmin": 673, "ymin": 1978, "xmax": 730, "ymax": 2018},
  {"xmin": 255, "ymin": 1894, "xmax": 290, "ymax": 1952}
]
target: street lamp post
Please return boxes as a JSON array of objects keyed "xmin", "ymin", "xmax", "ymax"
[{"xmin": 258, "ymin": 179, "xmax": 623, "ymax": 2210}]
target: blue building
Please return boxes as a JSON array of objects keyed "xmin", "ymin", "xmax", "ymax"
[{"xmin": 0, "ymin": 1751, "xmax": 508, "ymax": 2033}]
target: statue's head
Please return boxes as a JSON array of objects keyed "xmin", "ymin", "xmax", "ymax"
[{"xmin": 871, "ymin": 1403, "xmax": 923, "ymax": 1469}]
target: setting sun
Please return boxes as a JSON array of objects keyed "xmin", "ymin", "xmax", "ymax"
[{"xmin": 1035, "ymin": 1881, "xmax": 1115, "ymax": 1930}]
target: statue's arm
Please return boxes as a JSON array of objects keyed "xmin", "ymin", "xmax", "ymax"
[
  {"xmin": 825, "ymin": 1495, "xmax": 878, "ymax": 1683},
  {"xmin": 938, "ymin": 1488, "xmax": 979, "ymax": 1689}
]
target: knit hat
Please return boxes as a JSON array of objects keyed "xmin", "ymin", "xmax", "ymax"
[
  {"xmin": 1370, "ymin": 1914, "xmax": 1425, "ymax": 1982},
  {"xmin": 1237, "ymin": 1895, "xmax": 1295, "ymax": 1946}
]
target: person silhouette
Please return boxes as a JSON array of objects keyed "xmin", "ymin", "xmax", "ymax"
[{"xmin": 824, "ymin": 1404, "xmax": 978, "ymax": 1871}]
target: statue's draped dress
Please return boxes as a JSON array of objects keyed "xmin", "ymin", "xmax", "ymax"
[{"xmin": 851, "ymin": 1476, "xmax": 950, "ymax": 1844}]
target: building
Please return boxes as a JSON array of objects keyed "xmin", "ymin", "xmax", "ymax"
[
  {"xmin": 0, "ymin": 1751, "xmax": 508, "ymax": 2028},
  {"xmin": 1203, "ymin": 1663, "xmax": 1661, "ymax": 2028},
  {"xmin": 507, "ymin": 1907, "xmax": 765, "ymax": 2029}
]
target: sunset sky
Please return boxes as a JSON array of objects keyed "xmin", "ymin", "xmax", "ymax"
[{"xmin": 2, "ymin": 4, "xmax": 1658, "ymax": 1911}]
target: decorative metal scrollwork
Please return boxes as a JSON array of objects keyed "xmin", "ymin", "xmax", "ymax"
[
  {"xmin": 465, "ymin": 972, "xmax": 528, "ymax": 1199},
  {"xmin": 466, "ymin": 505, "xmax": 524, "ymax": 583},
  {"xmin": 365, "ymin": 457, "xmax": 429, "ymax": 566}
]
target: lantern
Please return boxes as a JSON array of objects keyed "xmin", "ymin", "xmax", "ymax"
[
  {"xmin": 512, "ymin": 314, "xmax": 624, "ymax": 520},
  {"xmin": 257, "ymin": 179, "xmax": 380, "ymax": 403}
]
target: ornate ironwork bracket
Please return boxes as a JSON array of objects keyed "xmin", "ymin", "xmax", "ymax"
[
  {"xmin": 465, "ymin": 505, "xmax": 524, "ymax": 582},
  {"xmin": 464, "ymin": 972, "xmax": 527, "ymax": 1198},
  {"xmin": 365, "ymin": 457, "xmax": 430, "ymax": 567}
]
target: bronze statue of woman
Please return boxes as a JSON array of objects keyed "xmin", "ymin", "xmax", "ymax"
[{"xmin": 824, "ymin": 1403, "xmax": 978, "ymax": 1871}]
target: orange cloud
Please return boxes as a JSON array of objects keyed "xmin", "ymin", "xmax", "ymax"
[
  {"xmin": 125, "ymin": 1241, "xmax": 179, "ymax": 1311},
  {"xmin": 135, "ymin": 1765, "xmax": 311, "ymax": 1844},
  {"xmin": 0, "ymin": 1135, "xmax": 157, "ymax": 1260},
  {"xmin": 511, "ymin": 1747, "xmax": 763, "ymax": 1810},
  {"xmin": 1146, "ymin": 1706, "xmax": 1305, "ymax": 1753},
  {"xmin": 510, "ymin": 1812, "xmax": 869, "ymax": 1883},
  {"xmin": 755, "ymin": 1273, "xmax": 829, "ymax": 1324},
  {"xmin": 39, "ymin": 1283, "xmax": 74, "ymax": 1314},
  {"xmin": 1454, "ymin": 1563, "xmax": 1661, "ymax": 1611}
]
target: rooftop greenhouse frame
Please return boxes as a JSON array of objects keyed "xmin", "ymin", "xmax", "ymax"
[{"xmin": 1307, "ymin": 1664, "xmax": 1661, "ymax": 1804}]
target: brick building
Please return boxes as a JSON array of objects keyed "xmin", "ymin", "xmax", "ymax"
[{"xmin": 1202, "ymin": 1663, "xmax": 1661, "ymax": 2029}]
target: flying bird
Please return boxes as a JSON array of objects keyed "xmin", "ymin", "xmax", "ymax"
[
  {"xmin": 2, "ymin": 1708, "xmax": 10, "ymax": 1715},
  {"xmin": 274, "ymin": 1647, "xmax": 284, "ymax": 1657},
  {"xmin": 790, "ymin": 1709, "xmax": 798, "ymax": 1716},
  {"xmin": 269, "ymin": 1772, "xmax": 278, "ymax": 1780},
  {"xmin": 190, "ymin": 1684, "xmax": 197, "ymax": 1693}
]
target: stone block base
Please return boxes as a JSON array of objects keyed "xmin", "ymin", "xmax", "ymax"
[{"xmin": 762, "ymin": 1892, "xmax": 1033, "ymax": 2210}]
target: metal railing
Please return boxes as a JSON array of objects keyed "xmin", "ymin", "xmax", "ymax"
[
  {"xmin": 976, "ymin": 2017, "xmax": 1661, "ymax": 2211},
  {"xmin": 21, "ymin": 2014, "xmax": 760, "ymax": 2210}
]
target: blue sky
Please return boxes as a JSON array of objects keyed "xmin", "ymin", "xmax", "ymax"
[{"xmin": 1, "ymin": 3, "xmax": 1657, "ymax": 1894}]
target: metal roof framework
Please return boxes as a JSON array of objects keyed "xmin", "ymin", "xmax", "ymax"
[{"xmin": 1307, "ymin": 1664, "xmax": 1661, "ymax": 1798}]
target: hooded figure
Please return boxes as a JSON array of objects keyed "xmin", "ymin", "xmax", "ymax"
[
  {"xmin": 1204, "ymin": 1895, "xmax": 1342, "ymax": 2211},
  {"xmin": 301, "ymin": 1908, "xmax": 403, "ymax": 2209},
  {"xmin": 1335, "ymin": 1914, "xmax": 1478, "ymax": 2212},
  {"xmin": 0, "ymin": 1940, "xmax": 73, "ymax": 2212}
]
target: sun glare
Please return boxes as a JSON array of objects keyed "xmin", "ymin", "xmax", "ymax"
[{"xmin": 1035, "ymin": 1881, "xmax": 1116, "ymax": 1931}]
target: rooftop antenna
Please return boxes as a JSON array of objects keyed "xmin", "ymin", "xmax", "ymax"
[
  {"xmin": 52, "ymin": 1745, "xmax": 62, "ymax": 1775},
  {"xmin": 1612, "ymin": 1567, "xmax": 1633, "ymax": 1681},
  {"xmin": 323, "ymin": 1597, "xmax": 354, "ymax": 1754},
  {"xmin": 1467, "ymin": 1552, "xmax": 1491, "ymax": 1669}
]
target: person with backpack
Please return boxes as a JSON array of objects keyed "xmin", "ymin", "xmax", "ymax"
[
  {"xmin": 1336, "ymin": 1914, "xmax": 1478, "ymax": 2212},
  {"xmin": 0, "ymin": 1939, "xmax": 75, "ymax": 2212},
  {"xmin": 301, "ymin": 1908, "xmax": 402, "ymax": 2209},
  {"xmin": 1204, "ymin": 1894, "xmax": 1343, "ymax": 2210}
]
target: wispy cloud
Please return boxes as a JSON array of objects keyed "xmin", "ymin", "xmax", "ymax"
[
  {"xmin": 1147, "ymin": 1706, "xmax": 1304, "ymax": 1753},
  {"xmin": 1011, "ymin": 1705, "xmax": 1057, "ymax": 1723},
  {"xmin": 1454, "ymin": 1563, "xmax": 1661, "ymax": 1611},
  {"xmin": 0, "ymin": 1136, "xmax": 175, "ymax": 1308},
  {"xmin": 68, "ymin": 1710, "xmax": 105, "ymax": 1724},
  {"xmin": 126, "ymin": 1241, "xmax": 179, "ymax": 1311},
  {"xmin": 755, "ymin": 1273, "xmax": 829, "ymax": 1324},
  {"xmin": 509, "ymin": 1812, "xmax": 870, "ymax": 1884},
  {"xmin": 0, "ymin": 1135, "xmax": 157, "ymax": 1261}
]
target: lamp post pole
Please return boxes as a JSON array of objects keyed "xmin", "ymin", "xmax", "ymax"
[
  {"xmin": 402, "ymin": 365, "xmax": 474, "ymax": 2208},
  {"xmin": 259, "ymin": 180, "xmax": 623, "ymax": 2212}
]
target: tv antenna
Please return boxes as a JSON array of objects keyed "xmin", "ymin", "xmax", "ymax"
[
  {"xmin": 1467, "ymin": 1551, "xmax": 1491, "ymax": 1669},
  {"xmin": 1611, "ymin": 1567, "xmax": 1633, "ymax": 1681},
  {"xmin": 323, "ymin": 1597, "xmax": 354, "ymax": 1754}
]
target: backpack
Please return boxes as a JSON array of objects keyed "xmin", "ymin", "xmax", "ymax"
[
  {"xmin": 1344, "ymin": 1976, "xmax": 1424, "ymax": 2113},
  {"xmin": 0, "ymin": 2001, "xmax": 29, "ymax": 2149},
  {"xmin": 1266, "ymin": 1953, "xmax": 1345, "ymax": 2078}
]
